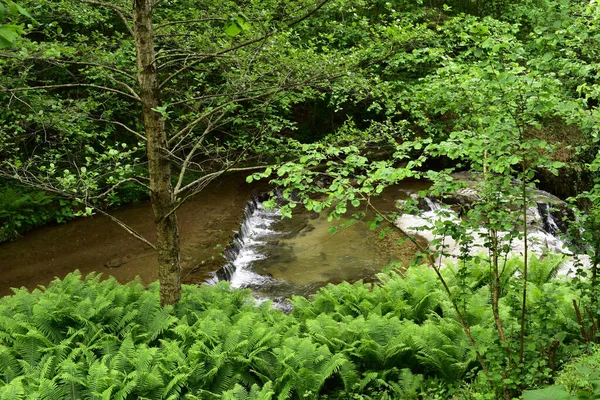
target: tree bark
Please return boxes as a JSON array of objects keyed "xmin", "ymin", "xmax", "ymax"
[{"xmin": 133, "ymin": 0, "xmax": 181, "ymax": 306}]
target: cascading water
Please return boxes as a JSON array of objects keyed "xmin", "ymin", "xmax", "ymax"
[
  {"xmin": 210, "ymin": 181, "xmax": 586, "ymax": 298},
  {"xmin": 537, "ymin": 202, "xmax": 562, "ymax": 236},
  {"xmin": 210, "ymin": 195, "xmax": 281, "ymax": 287},
  {"xmin": 423, "ymin": 197, "xmax": 441, "ymax": 212},
  {"xmin": 209, "ymin": 191, "xmax": 402, "ymax": 298},
  {"xmin": 395, "ymin": 195, "xmax": 583, "ymax": 274}
]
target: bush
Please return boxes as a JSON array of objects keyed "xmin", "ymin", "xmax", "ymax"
[
  {"xmin": 0, "ymin": 184, "xmax": 74, "ymax": 242},
  {"xmin": 0, "ymin": 258, "xmax": 589, "ymax": 399}
]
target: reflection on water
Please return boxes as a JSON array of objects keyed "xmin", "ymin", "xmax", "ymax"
[
  {"xmin": 225, "ymin": 184, "xmax": 429, "ymax": 299},
  {"xmin": 250, "ymin": 211, "xmax": 396, "ymax": 297}
]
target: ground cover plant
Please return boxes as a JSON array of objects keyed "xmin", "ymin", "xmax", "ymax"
[{"xmin": 0, "ymin": 256, "xmax": 590, "ymax": 399}]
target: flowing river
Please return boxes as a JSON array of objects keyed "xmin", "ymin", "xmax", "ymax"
[
  {"xmin": 0, "ymin": 175, "xmax": 261, "ymax": 296},
  {"xmin": 0, "ymin": 174, "xmax": 580, "ymax": 298}
]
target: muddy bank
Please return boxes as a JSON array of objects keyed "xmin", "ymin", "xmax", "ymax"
[{"xmin": 0, "ymin": 174, "xmax": 262, "ymax": 296}]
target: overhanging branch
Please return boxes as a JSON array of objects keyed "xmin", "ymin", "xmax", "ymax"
[
  {"xmin": 166, "ymin": 164, "xmax": 276, "ymax": 220},
  {"xmin": 0, "ymin": 170, "xmax": 156, "ymax": 250},
  {"xmin": 158, "ymin": 0, "xmax": 333, "ymax": 88},
  {"xmin": 2, "ymin": 84, "xmax": 142, "ymax": 102}
]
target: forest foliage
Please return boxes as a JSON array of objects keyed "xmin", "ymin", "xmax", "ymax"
[
  {"xmin": 3, "ymin": 0, "xmax": 600, "ymax": 397},
  {"xmin": 2, "ymin": 0, "xmax": 599, "ymax": 237},
  {"xmin": 0, "ymin": 257, "xmax": 591, "ymax": 400}
]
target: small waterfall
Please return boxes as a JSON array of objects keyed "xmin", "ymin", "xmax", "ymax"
[
  {"xmin": 210, "ymin": 194, "xmax": 280, "ymax": 287},
  {"xmin": 537, "ymin": 202, "xmax": 561, "ymax": 236},
  {"xmin": 395, "ymin": 195, "xmax": 583, "ymax": 271},
  {"xmin": 422, "ymin": 197, "xmax": 441, "ymax": 212}
]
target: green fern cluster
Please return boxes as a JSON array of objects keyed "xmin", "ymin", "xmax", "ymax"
[
  {"xmin": 0, "ymin": 256, "xmax": 586, "ymax": 399},
  {"xmin": 0, "ymin": 273, "xmax": 354, "ymax": 399}
]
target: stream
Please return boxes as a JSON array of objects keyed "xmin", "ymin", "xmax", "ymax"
[
  {"xmin": 0, "ymin": 175, "xmax": 259, "ymax": 296},
  {"xmin": 213, "ymin": 179, "xmax": 584, "ymax": 300},
  {"xmin": 0, "ymin": 174, "xmax": 582, "ymax": 298}
]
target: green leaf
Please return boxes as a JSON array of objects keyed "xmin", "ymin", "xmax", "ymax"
[
  {"xmin": 0, "ymin": 26, "xmax": 18, "ymax": 48},
  {"xmin": 224, "ymin": 20, "xmax": 242, "ymax": 37},
  {"xmin": 224, "ymin": 15, "xmax": 251, "ymax": 37},
  {"xmin": 522, "ymin": 385, "xmax": 570, "ymax": 400},
  {"xmin": 542, "ymin": 52, "xmax": 553, "ymax": 62},
  {"xmin": 14, "ymin": 3, "xmax": 33, "ymax": 20}
]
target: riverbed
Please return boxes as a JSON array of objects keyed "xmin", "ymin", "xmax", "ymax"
[{"xmin": 0, "ymin": 175, "xmax": 260, "ymax": 295}]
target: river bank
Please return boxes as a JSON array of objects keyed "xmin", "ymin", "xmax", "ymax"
[{"xmin": 0, "ymin": 174, "xmax": 261, "ymax": 296}]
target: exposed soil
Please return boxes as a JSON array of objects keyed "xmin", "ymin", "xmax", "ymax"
[{"xmin": 0, "ymin": 174, "xmax": 264, "ymax": 296}]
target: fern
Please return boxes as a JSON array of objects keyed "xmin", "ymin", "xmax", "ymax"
[{"xmin": 0, "ymin": 261, "xmax": 586, "ymax": 399}]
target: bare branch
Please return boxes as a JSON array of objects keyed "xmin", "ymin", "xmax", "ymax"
[
  {"xmin": 0, "ymin": 171, "xmax": 156, "ymax": 250},
  {"xmin": 90, "ymin": 207, "xmax": 156, "ymax": 250},
  {"xmin": 152, "ymin": 0, "xmax": 166, "ymax": 9},
  {"xmin": 158, "ymin": 57, "xmax": 209, "ymax": 90},
  {"xmin": 167, "ymin": 88, "xmax": 281, "ymax": 145},
  {"xmin": 89, "ymin": 177, "xmax": 150, "ymax": 199},
  {"xmin": 2, "ymin": 84, "xmax": 141, "ymax": 102},
  {"xmin": 0, "ymin": 55, "xmax": 136, "ymax": 82},
  {"xmin": 166, "ymin": 165, "xmax": 276, "ymax": 220},
  {"xmin": 104, "ymin": 74, "xmax": 142, "ymax": 100},
  {"xmin": 54, "ymin": 60, "xmax": 136, "ymax": 81},
  {"xmin": 155, "ymin": 18, "xmax": 226, "ymax": 31},
  {"xmin": 173, "ymin": 113, "xmax": 227, "ymax": 194},
  {"xmin": 91, "ymin": 118, "xmax": 146, "ymax": 141}
]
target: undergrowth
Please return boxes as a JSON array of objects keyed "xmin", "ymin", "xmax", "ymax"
[
  {"xmin": 0, "ymin": 184, "xmax": 74, "ymax": 242},
  {"xmin": 0, "ymin": 257, "xmax": 590, "ymax": 399}
]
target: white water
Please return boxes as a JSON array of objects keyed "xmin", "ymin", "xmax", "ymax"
[
  {"xmin": 216, "ymin": 188, "xmax": 587, "ymax": 295},
  {"xmin": 395, "ymin": 198, "xmax": 588, "ymax": 275},
  {"xmin": 228, "ymin": 202, "xmax": 280, "ymax": 288}
]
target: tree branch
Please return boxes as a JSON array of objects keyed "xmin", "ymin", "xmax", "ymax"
[
  {"xmin": 47, "ymin": 59, "xmax": 136, "ymax": 81},
  {"xmin": 152, "ymin": 0, "xmax": 166, "ymax": 9},
  {"xmin": 158, "ymin": 0, "xmax": 333, "ymax": 87},
  {"xmin": 88, "ymin": 178, "xmax": 150, "ymax": 200},
  {"xmin": 155, "ymin": 18, "xmax": 226, "ymax": 31},
  {"xmin": 167, "ymin": 88, "xmax": 282, "ymax": 145},
  {"xmin": 91, "ymin": 207, "xmax": 157, "ymax": 250},
  {"xmin": 0, "ymin": 171, "xmax": 156, "ymax": 250},
  {"xmin": 2, "ymin": 84, "xmax": 141, "ymax": 102},
  {"xmin": 0, "ymin": 55, "xmax": 136, "ymax": 82},
  {"xmin": 90, "ymin": 118, "xmax": 146, "ymax": 142},
  {"xmin": 166, "ymin": 165, "xmax": 276, "ymax": 220},
  {"xmin": 173, "ymin": 114, "xmax": 226, "ymax": 194}
]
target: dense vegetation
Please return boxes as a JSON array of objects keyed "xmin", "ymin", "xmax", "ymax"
[
  {"xmin": 3, "ymin": 0, "xmax": 600, "ymax": 397},
  {"xmin": 0, "ymin": 257, "xmax": 592, "ymax": 400}
]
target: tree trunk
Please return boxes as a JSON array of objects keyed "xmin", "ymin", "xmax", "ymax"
[{"xmin": 133, "ymin": 0, "xmax": 181, "ymax": 306}]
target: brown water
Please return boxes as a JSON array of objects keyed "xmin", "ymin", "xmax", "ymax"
[
  {"xmin": 225, "ymin": 181, "xmax": 429, "ymax": 298},
  {"xmin": 0, "ymin": 175, "xmax": 260, "ymax": 296},
  {"xmin": 0, "ymin": 178, "xmax": 427, "ymax": 297},
  {"xmin": 247, "ymin": 210, "xmax": 419, "ymax": 298}
]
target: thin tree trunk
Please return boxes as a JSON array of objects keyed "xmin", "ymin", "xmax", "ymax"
[
  {"xmin": 133, "ymin": 0, "xmax": 181, "ymax": 306},
  {"xmin": 491, "ymin": 229, "xmax": 507, "ymax": 342},
  {"xmin": 519, "ymin": 164, "xmax": 528, "ymax": 363},
  {"xmin": 366, "ymin": 200, "xmax": 489, "ymax": 375}
]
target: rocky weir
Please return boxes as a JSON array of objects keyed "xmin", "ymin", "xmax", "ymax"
[
  {"xmin": 210, "ymin": 191, "xmax": 412, "ymax": 299},
  {"xmin": 213, "ymin": 178, "xmax": 585, "ymax": 297}
]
